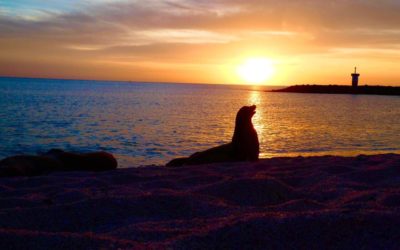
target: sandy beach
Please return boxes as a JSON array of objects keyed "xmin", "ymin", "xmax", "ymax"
[{"xmin": 0, "ymin": 154, "xmax": 400, "ymax": 249}]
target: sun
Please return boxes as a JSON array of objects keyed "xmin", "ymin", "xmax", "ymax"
[{"xmin": 237, "ymin": 58, "xmax": 275, "ymax": 85}]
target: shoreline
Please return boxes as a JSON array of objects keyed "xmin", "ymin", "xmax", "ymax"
[{"xmin": 1, "ymin": 153, "xmax": 400, "ymax": 249}]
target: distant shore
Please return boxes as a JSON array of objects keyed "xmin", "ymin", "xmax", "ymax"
[
  {"xmin": 270, "ymin": 84, "xmax": 400, "ymax": 96},
  {"xmin": 1, "ymin": 153, "xmax": 400, "ymax": 249}
]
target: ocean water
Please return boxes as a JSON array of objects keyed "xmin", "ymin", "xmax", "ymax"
[{"xmin": 1, "ymin": 77, "xmax": 399, "ymax": 167}]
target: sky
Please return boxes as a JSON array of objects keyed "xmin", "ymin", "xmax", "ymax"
[{"xmin": 1, "ymin": 0, "xmax": 400, "ymax": 85}]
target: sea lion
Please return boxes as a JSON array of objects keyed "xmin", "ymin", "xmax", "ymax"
[
  {"xmin": 0, "ymin": 149, "xmax": 117, "ymax": 177},
  {"xmin": 0, "ymin": 155, "xmax": 62, "ymax": 177},
  {"xmin": 166, "ymin": 105, "xmax": 259, "ymax": 167},
  {"xmin": 44, "ymin": 149, "xmax": 117, "ymax": 172}
]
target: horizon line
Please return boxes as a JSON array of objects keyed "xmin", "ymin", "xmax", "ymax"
[{"xmin": 0, "ymin": 75, "xmax": 399, "ymax": 87}]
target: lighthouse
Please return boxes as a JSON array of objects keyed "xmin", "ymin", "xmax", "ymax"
[{"xmin": 351, "ymin": 67, "xmax": 360, "ymax": 88}]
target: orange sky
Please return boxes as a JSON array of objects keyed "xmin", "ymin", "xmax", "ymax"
[{"xmin": 1, "ymin": 0, "xmax": 400, "ymax": 85}]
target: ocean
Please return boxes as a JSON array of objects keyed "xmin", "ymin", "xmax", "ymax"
[{"xmin": 1, "ymin": 77, "xmax": 399, "ymax": 167}]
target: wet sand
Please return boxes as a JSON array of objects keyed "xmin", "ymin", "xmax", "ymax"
[{"xmin": 1, "ymin": 154, "xmax": 400, "ymax": 249}]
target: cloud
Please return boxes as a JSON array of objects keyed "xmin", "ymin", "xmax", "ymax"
[{"xmin": 1, "ymin": 0, "xmax": 400, "ymax": 84}]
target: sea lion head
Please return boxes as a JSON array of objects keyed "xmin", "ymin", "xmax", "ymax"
[{"xmin": 235, "ymin": 105, "xmax": 256, "ymax": 125}]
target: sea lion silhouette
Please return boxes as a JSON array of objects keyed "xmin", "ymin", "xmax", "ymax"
[
  {"xmin": 0, "ymin": 149, "xmax": 117, "ymax": 177},
  {"xmin": 166, "ymin": 105, "xmax": 259, "ymax": 167},
  {"xmin": 43, "ymin": 149, "xmax": 117, "ymax": 172}
]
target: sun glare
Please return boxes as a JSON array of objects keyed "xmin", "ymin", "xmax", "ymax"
[{"xmin": 237, "ymin": 58, "xmax": 275, "ymax": 85}]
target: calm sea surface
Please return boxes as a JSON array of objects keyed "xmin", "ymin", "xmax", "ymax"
[{"xmin": 0, "ymin": 77, "xmax": 399, "ymax": 167}]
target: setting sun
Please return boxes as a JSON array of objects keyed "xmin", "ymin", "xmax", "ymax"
[{"xmin": 237, "ymin": 58, "xmax": 275, "ymax": 85}]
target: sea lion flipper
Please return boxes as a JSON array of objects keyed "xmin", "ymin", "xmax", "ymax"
[{"xmin": 166, "ymin": 157, "xmax": 189, "ymax": 167}]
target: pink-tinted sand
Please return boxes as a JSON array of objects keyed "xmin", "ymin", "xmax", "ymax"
[{"xmin": 1, "ymin": 154, "xmax": 400, "ymax": 249}]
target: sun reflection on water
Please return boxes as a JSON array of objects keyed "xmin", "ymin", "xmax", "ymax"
[{"xmin": 248, "ymin": 90, "xmax": 267, "ymax": 157}]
